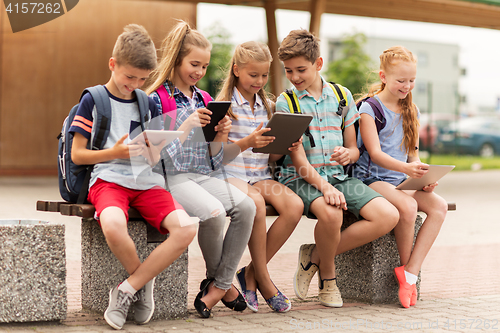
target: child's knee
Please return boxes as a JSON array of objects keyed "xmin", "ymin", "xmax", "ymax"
[
  {"xmin": 236, "ymin": 194, "xmax": 257, "ymax": 217},
  {"xmin": 100, "ymin": 215, "xmax": 128, "ymax": 241},
  {"xmin": 399, "ymin": 197, "xmax": 418, "ymax": 224},
  {"xmin": 290, "ymin": 197, "xmax": 304, "ymax": 218},
  {"xmin": 317, "ymin": 207, "xmax": 343, "ymax": 230},
  {"xmin": 367, "ymin": 198, "xmax": 400, "ymax": 228},
  {"xmin": 179, "ymin": 224, "xmax": 197, "ymax": 246}
]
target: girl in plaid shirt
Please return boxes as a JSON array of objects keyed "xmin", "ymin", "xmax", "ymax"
[{"xmin": 145, "ymin": 20, "xmax": 255, "ymax": 318}]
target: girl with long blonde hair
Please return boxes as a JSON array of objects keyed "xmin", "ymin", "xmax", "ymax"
[
  {"xmin": 214, "ymin": 41, "xmax": 303, "ymax": 312},
  {"xmin": 354, "ymin": 46, "xmax": 448, "ymax": 308}
]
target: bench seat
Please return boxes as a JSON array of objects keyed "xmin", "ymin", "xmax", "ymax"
[{"xmin": 37, "ymin": 200, "xmax": 455, "ymax": 306}]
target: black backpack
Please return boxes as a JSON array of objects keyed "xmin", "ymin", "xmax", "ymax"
[{"xmin": 57, "ymin": 85, "xmax": 150, "ymax": 203}]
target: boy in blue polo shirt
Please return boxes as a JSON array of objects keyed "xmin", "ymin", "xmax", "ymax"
[{"xmin": 276, "ymin": 29, "xmax": 399, "ymax": 307}]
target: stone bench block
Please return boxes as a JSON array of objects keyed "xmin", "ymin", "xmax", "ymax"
[
  {"xmin": 335, "ymin": 213, "xmax": 422, "ymax": 304},
  {"xmin": 81, "ymin": 218, "xmax": 188, "ymax": 320},
  {"xmin": 0, "ymin": 220, "xmax": 66, "ymax": 323}
]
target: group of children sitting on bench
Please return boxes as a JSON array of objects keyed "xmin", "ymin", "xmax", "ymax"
[{"xmin": 68, "ymin": 20, "xmax": 448, "ymax": 330}]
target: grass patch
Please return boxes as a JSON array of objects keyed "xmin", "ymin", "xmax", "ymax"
[{"xmin": 421, "ymin": 154, "xmax": 500, "ymax": 171}]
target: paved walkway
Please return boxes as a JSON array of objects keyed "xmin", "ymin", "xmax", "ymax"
[{"xmin": 1, "ymin": 170, "xmax": 500, "ymax": 332}]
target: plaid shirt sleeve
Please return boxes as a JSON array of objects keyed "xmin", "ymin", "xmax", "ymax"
[{"xmin": 150, "ymin": 83, "xmax": 221, "ymax": 174}]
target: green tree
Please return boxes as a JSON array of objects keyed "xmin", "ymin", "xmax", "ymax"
[
  {"xmin": 198, "ymin": 23, "xmax": 233, "ymax": 97},
  {"xmin": 325, "ymin": 32, "xmax": 376, "ymax": 98}
]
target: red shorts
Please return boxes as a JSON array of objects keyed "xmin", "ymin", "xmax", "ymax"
[{"xmin": 88, "ymin": 178, "xmax": 184, "ymax": 234}]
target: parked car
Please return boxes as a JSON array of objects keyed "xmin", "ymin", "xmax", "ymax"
[
  {"xmin": 419, "ymin": 113, "xmax": 454, "ymax": 151},
  {"xmin": 435, "ymin": 117, "xmax": 500, "ymax": 157}
]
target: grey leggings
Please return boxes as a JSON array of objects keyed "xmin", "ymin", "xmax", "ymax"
[{"xmin": 166, "ymin": 173, "xmax": 255, "ymax": 290}]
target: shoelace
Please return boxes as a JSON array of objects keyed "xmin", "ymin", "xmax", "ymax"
[
  {"xmin": 134, "ymin": 288, "xmax": 145, "ymax": 303},
  {"xmin": 116, "ymin": 291, "xmax": 135, "ymax": 312}
]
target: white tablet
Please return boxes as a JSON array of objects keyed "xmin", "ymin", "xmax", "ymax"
[
  {"xmin": 128, "ymin": 130, "xmax": 183, "ymax": 146},
  {"xmin": 396, "ymin": 165, "xmax": 455, "ymax": 191}
]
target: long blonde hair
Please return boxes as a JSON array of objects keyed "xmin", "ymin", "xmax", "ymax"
[
  {"xmin": 216, "ymin": 41, "xmax": 274, "ymax": 120},
  {"xmin": 145, "ymin": 20, "xmax": 211, "ymax": 96},
  {"xmin": 357, "ymin": 46, "xmax": 419, "ymax": 156}
]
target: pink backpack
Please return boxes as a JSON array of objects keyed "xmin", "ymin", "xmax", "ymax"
[{"xmin": 156, "ymin": 85, "xmax": 213, "ymax": 130}]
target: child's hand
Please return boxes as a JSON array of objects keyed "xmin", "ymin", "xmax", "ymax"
[
  {"xmin": 322, "ymin": 184, "xmax": 347, "ymax": 210},
  {"xmin": 422, "ymin": 182, "xmax": 438, "ymax": 192},
  {"xmin": 115, "ymin": 134, "xmax": 142, "ymax": 158},
  {"xmin": 288, "ymin": 137, "xmax": 303, "ymax": 152},
  {"xmin": 215, "ymin": 115, "xmax": 232, "ymax": 135},
  {"xmin": 330, "ymin": 146, "xmax": 350, "ymax": 166},
  {"xmin": 405, "ymin": 161, "xmax": 429, "ymax": 179},
  {"xmin": 181, "ymin": 108, "xmax": 212, "ymax": 131},
  {"xmin": 247, "ymin": 122, "xmax": 274, "ymax": 148},
  {"xmin": 140, "ymin": 139, "xmax": 166, "ymax": 165}
]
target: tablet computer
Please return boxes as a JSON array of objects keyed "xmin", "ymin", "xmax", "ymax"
[
  {"xmin": 396, "ymin": 164, "xmax": 455, "ymax": 190},
  {"xmin": 192, "ymin": 101, "xmax": 231, "ymax": 142},
  {"xmin": 128, "ymin": 130, "xmax": 183, "ymax": 147},
  {"xmin": 252, "ymin": 113, "xmax": 313, "ymax": 155}
]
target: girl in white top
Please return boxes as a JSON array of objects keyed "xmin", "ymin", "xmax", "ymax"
[
  {"xmin": 216, "ymin": 41, "xmax": 303, "ymax": 312},
  {"xmin": 354, "ymin": 46, "xmax": 448, "ymax": 308}
]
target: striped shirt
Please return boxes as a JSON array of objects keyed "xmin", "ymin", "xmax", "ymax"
[
  {"xmin": 275, "ymin": 76, "xmax": 359, "ymax": 184},
  {"xmin": 220, "ymin": 87, "xmax": 272, "ymax": 184},
  {"xmin": 149, "ymin": 82, "xmax": 223, "ymax": 175}
]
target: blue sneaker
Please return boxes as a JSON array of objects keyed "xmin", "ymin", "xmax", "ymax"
[
  {"xmin": 236, "ymin": 267, "xmax": 258, "ymax": 312},
  {"xmin": 263, "ymin": 288, "xmax": 291, "ymax": 313}
]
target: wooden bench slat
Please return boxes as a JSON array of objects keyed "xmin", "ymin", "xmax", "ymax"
[{"xmin": 37, "ymin": 200, "xmax": 456, "ymax": 218}]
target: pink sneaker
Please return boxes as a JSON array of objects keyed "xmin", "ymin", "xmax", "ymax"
[
  {"xmin": 394, "ymin": 265, "xmax": 412, "ymax": 308},
  {"xmin": 410, "ymin": 284, "xmax": 417, "ymax": 306}
]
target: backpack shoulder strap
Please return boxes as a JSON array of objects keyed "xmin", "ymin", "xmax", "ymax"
[
  {"xmin": 134, "ymin": 89, "xmax": 150, "ymax": 131},
  {"xmin": 280, "ymin": 89, "xmax": 316, "ymax": 147},
  {"xmin": 363, "ymin": 96, "xmax": 386, "ymax": 134},
  {"xmin": 328, "ymin": 82, "xmax": 348, "ymax": 112},
  {"xmin": 198, "ymin": 89, "xmax": 213, "ymax": 106},
  {"xmin": 355, "ymin": 96, "xmax": 386, "ymax": 157},
  {"xmin": 156, "ymin": 84, "xmax": 177, "ymax": 130},
  {"xmin": 328, "ymin": 82, "xmax": 349, "ymax": 130},
  {"xmin": 281, "ymin": 89, "xmax": 300, "ymax": 114},
  {"xmin": 85, "ymin": 85, "xmax": 112, "ymax": 150}
]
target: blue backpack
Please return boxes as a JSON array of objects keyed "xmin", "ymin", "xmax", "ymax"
[{"xmin": 58, "ymin": 85, "xmax": 150, "ymax": 203}]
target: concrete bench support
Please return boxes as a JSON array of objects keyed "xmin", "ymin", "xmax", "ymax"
[
  {"xmin": 37, "ymin": 201, "xmax": 188, "ymax": 320},
  {"xmin": 335, "ymin": 212, "xmax": 423, "ymax": 304},
  {"xmin": 0, "ymin": 220, "xmax": 66, "ymax": 322},
  {"xmin": 81, "ymin": 218, "xmax": 188, "ymax": 320}
]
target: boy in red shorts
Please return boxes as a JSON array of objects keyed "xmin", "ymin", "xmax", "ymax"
[{"xmin": 70, "ymin": 24, "xmax": 196, "ymax": 330}]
